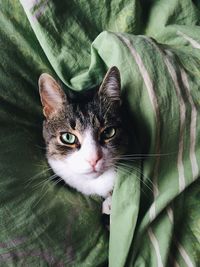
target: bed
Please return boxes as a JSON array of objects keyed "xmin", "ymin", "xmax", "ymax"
[{"xmin": 0, "ymin": 0, "xmax": 199, "ymax": 266}]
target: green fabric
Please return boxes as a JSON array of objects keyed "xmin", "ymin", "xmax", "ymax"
[{"xmin": 0, "ymin": 0, "xmax": 200, "ymax": 266}]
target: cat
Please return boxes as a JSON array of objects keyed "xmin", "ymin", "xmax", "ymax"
[{"xmin": 39, "ymin": 66, "xmax": 128, "ymax": 199}]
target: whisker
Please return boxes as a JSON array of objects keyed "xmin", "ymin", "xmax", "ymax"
[
  {"xmin": 112, "ymin": 157, "xmax": 139, "ymax": 162},
  {"xmin": 32, "ymin": 173, "xmax": 58, "ymax": 190},
  {"xmin": 115, "ymin": 165, "xmax": 153, "ymax": 197},
  {"xmin": 32, "ymin": 176, "xmax": 62, "ymax": 208},
  {"xmin": 32, "ymin": 188, "xmax": 50, "ymax": 208},
  {"xmin": 114, "ymin": 162, "xmax": 155, "ymax": 194},
  {"xmin": 53, "ymin": 178, "xmax": 63, "ymax": 186},
  {"xmin": 117, "ymin": 162, "xmax": 155, "ymax": 187},
  {"xmin": 118, "ymin": 152, "xmax": 176, "ymax": 158},
  {"xmin": 24, "ymin": 167, "xmax": 52, "ymax": 188},
  {"xmin": 26, "ymin": 168, "xmax": 52, "ymax": 182}
]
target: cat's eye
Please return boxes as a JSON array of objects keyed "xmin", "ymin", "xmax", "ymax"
[
  {"xmin": 60, "ymin": 132, "xmax": 76, "ymax": 145},
  {"xmin": 101, "ymin": 127, "xmax": 116, "ymax": 141}
]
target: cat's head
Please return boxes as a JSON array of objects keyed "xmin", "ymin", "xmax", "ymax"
[{"xmin": 39, "ymin": 67, "xmax": 127, "ymax": 193}]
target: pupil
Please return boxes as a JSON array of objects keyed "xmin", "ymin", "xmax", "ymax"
[
  {"xmin": 106, "ymin": 130, "xmax": 110, "ymax": 136},
  {"xmin": 60, "ymin": 133, "xmax": 76, "ymax": 145},
  {"xmin": 68, "ymin": 134, "xmax": 73, "ymax": 142},
  {"xmin": 103, "ymin": 127, "xmax": 115, "ymax": 138},
  {"xmin": 108, "ymin": 128, "xmax": 113, "ymax": 134}
]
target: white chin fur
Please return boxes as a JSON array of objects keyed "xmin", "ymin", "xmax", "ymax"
[{"xmin": 48, "ymin": 158, "xmax": 116, "ymax": 198}]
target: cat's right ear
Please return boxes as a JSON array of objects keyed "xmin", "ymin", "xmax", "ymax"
[
  {"xmin": 98, "ymin": 66, "xmax": 121, "ymax": 102},
  {"xmin": 38, "ymin": 73, "xmax": 66, "ymax": 120}
]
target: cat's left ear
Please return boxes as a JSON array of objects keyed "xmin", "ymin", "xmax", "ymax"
[
  {"xmin": 38, "ymin": 73, "xmax": 67, "ymax": 120},
  {"xmin": 98, "ymin": 66, "xmax": 121, "ymax": 102}
]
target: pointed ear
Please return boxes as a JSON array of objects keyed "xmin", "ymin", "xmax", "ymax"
[
  {"xmin": 98, "ymin": 66, "xmax": 121, "ymax": 101},
  {"xmin": 38, "ymin": 73, "xmax": 66, "ymax": 119}
]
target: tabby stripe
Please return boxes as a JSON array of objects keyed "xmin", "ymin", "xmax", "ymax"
[
  {"xmin": 116, "ymin": 34, "xmax": 161, "ymax": 220},
  {"xmin": 148, "ymin": 227, "xmax": 164, "ymax": 267},
  {"xmin": 180, "ymin": 69, "xmax": 199, "ymax": 179},
  {"xmin": 163, "ymin": 53, "xmax": 186, "ymax": 192},
  {"xmin": 177, "ymin": 31, "xmax": 200, "ymax": 49}
]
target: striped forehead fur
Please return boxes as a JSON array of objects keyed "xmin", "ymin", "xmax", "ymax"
[{"xmin": 64, "ymin": 97, "xmax": 112, "ymax": 132}]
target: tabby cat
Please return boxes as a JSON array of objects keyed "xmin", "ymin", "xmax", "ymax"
[{"xmin": 39, "ymin": 67, "xmax": 127, "ymax": 198}]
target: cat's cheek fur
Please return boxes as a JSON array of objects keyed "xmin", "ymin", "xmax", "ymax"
[{"xmin": 48, "ymin": 158, "xmax": 116, "ymax": 198}]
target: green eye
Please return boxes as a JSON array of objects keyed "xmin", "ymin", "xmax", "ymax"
[
  {"xmin": 102, "ymin": 127, "xmax": 116, "ymax": 141},
  {"xmin": 60, "ymin": 132, "xmax": 76, "ymax": 145}
]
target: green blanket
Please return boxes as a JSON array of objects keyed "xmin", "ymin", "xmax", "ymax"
[{"xmin": 0, "ymin": 0, "xmax": 200, "ymax": 266}]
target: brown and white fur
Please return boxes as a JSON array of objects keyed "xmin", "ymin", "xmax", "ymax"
[{"xmin": 39, "ymin": 67, "xmax": 127, "ymax": 198}]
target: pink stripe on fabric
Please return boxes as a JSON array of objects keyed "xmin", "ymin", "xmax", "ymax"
[
  {"xmin": 163, "ymin": 53, "xmax": 186, "ymax": 192},
  {"xmin": 177, "ymin": 31, "xmax": 200, "ymax": 49},
  {"xmin": 174, "ymin": 238, "xmax": 194, "ymax": 267},
  {"xmin": 116, "ymin": 34, "xmax": 161, "ymax": 221},
  {"xmin": 148, "ymin": 227, "xmax": 164, "ymax": 267},
  {"xmin": 180, "ymin": 69, "xmax": 199, "ymax": 179}
]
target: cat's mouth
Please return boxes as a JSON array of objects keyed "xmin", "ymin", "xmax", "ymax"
[{"xmin": 82, "ymin": 169, "xmax": 104, "ymax": 178}]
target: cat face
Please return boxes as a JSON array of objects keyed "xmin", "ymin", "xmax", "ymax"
[{"xmin": 39, "ymin": 67, "xmax": 127, "ymax": 195}]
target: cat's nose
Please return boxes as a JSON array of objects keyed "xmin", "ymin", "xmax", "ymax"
[{"xmin": 87, "ymin": 154, "xmax": 102, "ymax": 168}]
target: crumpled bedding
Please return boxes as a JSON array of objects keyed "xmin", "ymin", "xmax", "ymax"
[{"xmin": 0, "ymin": 0, "xmax": 200, "ymax": 266}]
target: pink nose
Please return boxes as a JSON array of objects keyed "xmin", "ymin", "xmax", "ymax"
[{"xmin": 87, "ymin": 154, "xmax": 102, "ymax": 168}]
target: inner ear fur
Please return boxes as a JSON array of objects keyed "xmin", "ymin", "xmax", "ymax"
[
  {"xmin": 98, "ymin": 66, "xmax": 121, "ymax": 102},
  {"xmin": 39, "ymin": 73, "xmax": 67, "ymax": 119}
]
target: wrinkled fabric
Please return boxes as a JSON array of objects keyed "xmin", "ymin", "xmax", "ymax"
[{"xmin": 0, "ymin": 0, "xmax": 200, "ymax": 266}]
